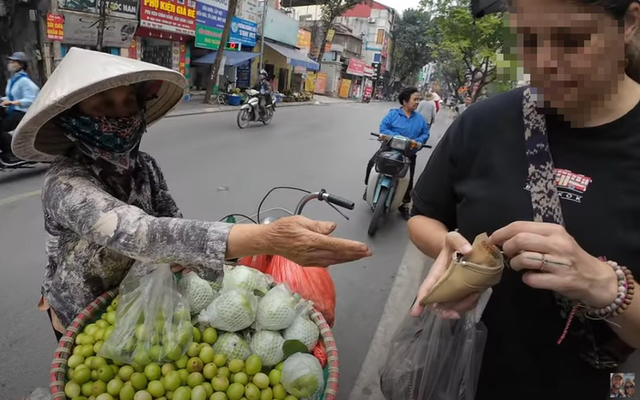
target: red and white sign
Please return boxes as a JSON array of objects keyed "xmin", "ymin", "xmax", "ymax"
[
  {"xmin": 364, "ymin": 65, "xmax": 374, "ymax": 77},
  {"xmin": 140, "ymin": 0, "xmax": 197, "ymax": 36},
  {"xmin": 46, "ymin": 13, "xmax": 64, "ymax": 41},
  {"xmin": 347, "ymin": 58, "xmax": 366, "ymax": 76}
]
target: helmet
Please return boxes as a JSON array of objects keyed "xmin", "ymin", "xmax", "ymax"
[
  {"xmin": 8, "ymin": 52, "xmax": 28, "ymax": 63},
  {"xmin": 260, "ymin": 69, "xmax": 268, "ymax": 78}
]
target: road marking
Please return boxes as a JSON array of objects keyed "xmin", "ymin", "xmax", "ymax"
[{"xmin": 0, "ymin": 189, "xmax": 41, "ymax": 207}]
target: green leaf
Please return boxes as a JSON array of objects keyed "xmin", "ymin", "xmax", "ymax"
[{"xmin": 282, "ymin": 340, "xmax": 309, "ymax": 359}]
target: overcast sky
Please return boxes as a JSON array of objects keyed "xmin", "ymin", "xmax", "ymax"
[{"xmin": 377, "ymin": 0, "xmax": 422, "ymax": 14}]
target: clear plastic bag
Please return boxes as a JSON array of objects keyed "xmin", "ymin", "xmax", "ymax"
[
  {"xmin": 379, "ymin": 309, "xmax": 487, "ymax": 400},
  {"xmin": 100, "ymin": 262, "xmax": 193, "ymax": 365}
]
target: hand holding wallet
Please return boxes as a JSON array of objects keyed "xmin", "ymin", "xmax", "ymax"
[{"xmin": 420, "ymin": 233, "xmax": 505, "ymax": 306}]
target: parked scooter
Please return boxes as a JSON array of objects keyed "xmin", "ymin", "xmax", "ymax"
[
  {"xmin": 365, "ymin": 132, "xmax": 432, "ymax": 236},
  {"xmin": 237, "ymin": 89, "xmax": 276, "ymax": 129}
]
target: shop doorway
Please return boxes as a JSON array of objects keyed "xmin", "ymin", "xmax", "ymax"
[{"xmin": 278, "ymin": 68, "xmax": 289, "ymax": 92}]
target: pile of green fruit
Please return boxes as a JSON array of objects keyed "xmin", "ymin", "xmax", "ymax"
[
  {"xmin": 65, "ymin": 299, "xmax": 303, "ymax": 400},
  {"xmin": 63, "ymin": 266, "xmax": 327, "ymax": 400}
]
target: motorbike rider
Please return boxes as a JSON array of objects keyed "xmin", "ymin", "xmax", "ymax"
[
  {"xmin": 253, "ymin": 69, "xmax": 272, "ymax": 119},
  {"xmin": 364, "ymin": 86, "xmax": 430, "ymax": 220},
  {"xmin": 0, "ymin": 52, "xmax": 39, "ymax": 165}
]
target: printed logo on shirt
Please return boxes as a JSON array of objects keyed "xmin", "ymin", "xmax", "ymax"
[{"xmin": 525, "ymin": 168, "xmax": 593, "ymax": 204}]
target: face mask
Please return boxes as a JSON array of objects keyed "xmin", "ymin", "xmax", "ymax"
[
  {"xmin": 7, "ymin": 63, "xmax": 20, "ymax": 73},
  {"xmin": 59, "ymin": 112, "xmax": 146, "ymax": 172}
]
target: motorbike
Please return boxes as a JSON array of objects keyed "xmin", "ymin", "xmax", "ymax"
[
  {"xmin": 365, "ymin": 132, "xmax": 432, "ymax": 236},
  {"xmin": 0, "ymin": 107, "xmax": 37, "ymax": 171},
  {"xmin": 237, "ymin": 89, "xmax": 276, "ymax": 129}
]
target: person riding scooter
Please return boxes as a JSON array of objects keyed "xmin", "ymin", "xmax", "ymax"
[
  {"xmin": 253, "ymin": 70, "xmax": 272, "ymax": 119},
  {"xmin": 0, "ymin": 52, "xmax": 39, "ymax": 165},
  {"xmin": 364, "ymin": 86, "xmax": 430, "ymax": 220}
]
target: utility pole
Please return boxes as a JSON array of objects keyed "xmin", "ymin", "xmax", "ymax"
[
  {"xmin": 96, "ymin": 0, "xmax": 108, "ymax": 52},
  {"xmin": 48, "ymin": 0, "xmax": 62, "ymax": 75},
  {"xmin": 204, "ymin": 0, "xmax": 238, "ymax": 104},
  {"xmin": 258, "ymin": 0, "xmax": 268, "ymax": 71}
]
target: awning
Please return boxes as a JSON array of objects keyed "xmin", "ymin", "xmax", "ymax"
[
  {"xmin": 264, "ymin": 41, "xmax": 319, "ymax": 71},
  {"xmin": 193, "ymin": 51, "xmax": 260, "ymax": 66}
]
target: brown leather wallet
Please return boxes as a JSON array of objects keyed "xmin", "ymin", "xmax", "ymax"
[{"xmin": 420, "ymin": 233, "xmax": 505, "ymax": 306}]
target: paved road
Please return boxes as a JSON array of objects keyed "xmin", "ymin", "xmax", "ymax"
[{"xmin": 0, "ymin": 101, "xmax": 450, "ymax": 399}]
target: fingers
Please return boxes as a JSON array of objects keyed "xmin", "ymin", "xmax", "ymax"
[
  {"xmin": 297, "ymin": 237, "xmax": 372, "ymax": 266},
  {"xmin": 490, "ymin": 221, "xmax": 564, "ymax": 245},
  {"xmin": 299, "ymin": 216, "xmax": 337, "ymax": 236},
  {"xmin": 508, "ymin": 251, "xmax": 569, "ymax": 273},
  {"xmin": 445, "ymin": 231, "xmax": 472, "ymax": 254},
  {"xmin": 501, "ymin": 232, "xmax": 557, "ymax": 258}
]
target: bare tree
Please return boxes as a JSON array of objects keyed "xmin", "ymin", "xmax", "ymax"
[{"xmin": 204, "ymin": 0, "xmax": 238, "ymax": 104}]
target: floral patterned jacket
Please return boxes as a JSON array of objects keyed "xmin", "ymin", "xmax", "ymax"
[{"xmin": 41, "ymin": 151, "xmax": 231, "ymax": 328}]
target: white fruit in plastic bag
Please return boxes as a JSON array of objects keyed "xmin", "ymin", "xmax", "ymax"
[
  {"xmin": 256, "ymin": 284, "xmax": 301, "ymax": 330},
  {"xmin": 178, "ymin": 272, "xmax": 216, "ymax": 314},
  {"xmin": 222, "ymin": 265, "xmax": 271, "ymax": 294},
  {"xmin": 198, "ymin": 288, "xmax": 258, "ymax": 332},
  {"xmin": 282, "ymin": 353, "xmax": 324, "ymax": 400},
  {"xmin": 249, "ymin": 330, "xmax": 285, "ymax": 367},
  {"xmin": 213, "ymin": 333, "xmax": 252, "ymax": 361},
  {"xmin": 283, "ymin": 314, "xmax": 319, "ymax": 351}
]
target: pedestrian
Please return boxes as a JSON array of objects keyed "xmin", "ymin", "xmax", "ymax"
[
  {"xmin": 407, "ymin": 0, "xmax": 640, "ymax": 398},
  {"xmin": 364, "ymin": 86, "xmax": 430, "ymax": 220},
  {"xmin": 454, "ymin": 95, "xmax": 472, "ymax": 116},
  {"xmin": 0, "ymin": 51, "xmax": 39, "ymax": 165},
  {"xmin": 417, "ymin": 92, "xmax": 437, "ymax": 127},
  {"xmin": 11, "ymin": 48, "xmax": 371, "ymax": 341}
]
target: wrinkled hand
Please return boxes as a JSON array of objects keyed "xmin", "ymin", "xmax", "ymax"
[
  {"xmin": 170, "ymin": 264, "xmax": 192, "ymax": 274},
  {"xmin": 490, "ymin": 221, "xmax": 618, "ymax": 308},
  {"xmin": 411, "ymin": 231, "xmax": 480, "ymax": 319},
  {"xmin": 264, "ymin": 216, "xmax": 371, "ymax": 267},
  {"xmin": 0, "ymin": 100, "xmax": 15, "ymax": 107}
]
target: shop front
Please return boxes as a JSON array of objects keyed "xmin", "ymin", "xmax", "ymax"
[
  {"xmin": 260, "ymin": 40, "xmax": 319, "ymax": 93},
  {"xmin": 56, "ymin": 0, "xmax": 139, "ymax": 57},
  {"xmin": 136, "ymin": 0, "xmax": 196, "ymax": 84},
  {"xmin": 343, "ymin": 57, "xmax": 367, "ymax": 99}
]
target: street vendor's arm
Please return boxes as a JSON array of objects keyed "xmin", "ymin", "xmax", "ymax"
[{"xmin": 43, "ymin": 160, "xmax": 371, "ymax": 269}]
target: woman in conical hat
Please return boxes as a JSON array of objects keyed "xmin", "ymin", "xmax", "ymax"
[{"xmin": 13, "ymin": 48, "xmax": 370, "ymax": 339}]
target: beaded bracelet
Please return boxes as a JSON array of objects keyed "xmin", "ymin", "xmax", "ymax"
[
  {"xmin": 585, "ymin": 260, "xmax": 635, "ymax": 319},
  {"xmin": 557, "ymin": 259, "xmax": 635, "ymax": 345}
]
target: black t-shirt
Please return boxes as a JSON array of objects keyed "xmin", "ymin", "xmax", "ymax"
[{"xmin": 412, "ymin": 87, "xmax": 640, "ymax": 400}]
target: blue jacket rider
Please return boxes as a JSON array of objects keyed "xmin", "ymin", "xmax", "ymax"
[{"xmin": 365, "ymin": 86, "xmax": 430, "ymax": 219}]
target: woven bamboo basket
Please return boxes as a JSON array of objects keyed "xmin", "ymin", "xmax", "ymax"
[{"xmin": 50, "ymin": 289, "xmax": 339, "ymax": 400}]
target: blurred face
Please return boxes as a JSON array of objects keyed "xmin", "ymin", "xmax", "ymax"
[
  {"xmin": 78, "ymin": 85, "xmax": 140, "ymax": 118},
  {"xmin": 464, "ymin": 97, "xmax": 472, "ymax": 106},
  {"xmin": 510, "ymin": 0, "xmax": 637, "ymax": 113},
  {"xmin": 613, "ymin": 375, "xmax": 624, "ymax": 388},
  {"xmin": 404, "ymin": 92, "xmax": 421, "ymax": 110},
  {"xmin": 7, "ymin": 60, "xmax": 21, "ymax": 72},
  {"xmin": 625, "ymin": 384, "xmax": 635, "ymax": 395}
]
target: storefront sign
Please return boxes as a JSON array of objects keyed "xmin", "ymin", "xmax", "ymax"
[
  {"xmin": 324, "ymin": 42, "xmax": 331, "ymax": 53},
  {"xmin": 382, "ymin": 36, "xmax": 389, "ymax": 58},
  {"xmin": 61, "ymin": 11, "xmax": 137, "ymax": 47},
  {"xmin": 47, "ymin": 14, "xmax": 64, "ymax": 41},
  {"xmin": 305, "ymin": 73, "xmax": 316, "ymax": 92},
  {"xmin": 297, "ymin": 29, "xmax": 311, "ymax": 50},
  {"xmin": 347, "ymin": 58, "xmax": 366, "ymax": 76},
  {"xmin": 263, "ymin": 6, "xmax": 299, "ymax": 47},
  {"xmin": 326, "ymin": 28, "xmax": 335, "ymax": 42},
  {"xmin": 104, "ymin": 0, "xmax": 138, "ymax": 19},
  {"xmin": 237, "ymin": 60, "xmax": 251, "ymax": 88},
  {"xmin": 314, "ymin": 72, "xmax": 327, "ymax": 94},
  {"xmin": 59, "ymin": 0, "xmax": 97, "ymax": 13},
  {"xmin": 364, "ymin": 85, "xmax": 373, "ymax": 97},
  {"xmin": 236, "ymin": 0, "xmax": 259, "ymax": 23},
  {"xmin": 364, "ymin": 65, "xmax": 374, "ymax": 77},
  {"xmin": 230, "ymin": 16, "xmax": 257, "ymax": 47},
  {"xmin": 140, "ymin": 0, "xmax": 197, "ymax": 36},
  {"xmin": 195, "ymin": 0, "xmax": 228, "ymax": 49},
  {"xmin": 339, "ymin": 79, "xmax": 351, "ymax": 98},
  {"xmin": 127, "ymin": 37, "xmax": 140, "ymax": 59}
]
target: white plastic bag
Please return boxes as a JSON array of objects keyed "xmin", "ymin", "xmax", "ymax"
[{"xmin": 100, "ymin": 263, "xmax": 192, "ymax": 365}]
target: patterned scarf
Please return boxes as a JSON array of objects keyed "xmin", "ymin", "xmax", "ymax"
[
  {"xmin": 58, "ymin": 112, "xmax": 146, "ymax": 174},
  {"xmin": 522, "ymin": 87, "xmax": 634, "ymax": 369}
]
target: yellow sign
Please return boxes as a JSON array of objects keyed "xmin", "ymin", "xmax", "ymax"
[
  {"xmin": 297, "ymin": 29, "xmax": 311, "ymax": 49},
  {"xmin": 326, "ymin": 29, "xmax": 335, "ymax": 42},
  {"xmin": 339, "ymin": 79, "xmax": 352, "ymax": 98},
  {"xmin": 306, "ymin": 73, "xmax": 317, "ymax": 93}
]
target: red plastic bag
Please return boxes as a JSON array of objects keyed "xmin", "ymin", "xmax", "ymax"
[
  {"xmin": 238, "ymin": 255, "xmax": 272, "ymax": 273},
  {"xmin": 313, "ymin": 341, "xmax": 327, "ymax": 368},
  {"xmin": 265, "ymin": 255, "xmax": 336, "ymax": 327}
]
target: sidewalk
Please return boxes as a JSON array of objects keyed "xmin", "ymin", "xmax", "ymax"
[{"xmin": 168, "ymin": 93, "xmax": 356, "ymax": 118}]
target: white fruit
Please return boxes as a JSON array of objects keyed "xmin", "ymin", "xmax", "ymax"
[
  {"xmin": 222, "ymin": 265, "xmax": 271, "ymax": 294},
  {"xmin": 281, "ymin": 353, "xmax": 324, "ymax": 400},
  {"xmin": 256, "ymin": 285, "xmax": 300, "ymax": 330},
  {"xmin": 283, "ymin": 315, "xmax": 319, "ymax": 351},
  {"xmin": 198, "ymin": 288, "xmax": 258, "ymax": 332},
  {"xmin": 213, "ymin": 333, "xmax": 252, "ymax": 360},
  {"xmin": 249, "ymin": 330, "xmax": 285, "ymax": 367},
  {"xmin": 178, "ymin": 272, "xmax": 215, "ymax": 315}
]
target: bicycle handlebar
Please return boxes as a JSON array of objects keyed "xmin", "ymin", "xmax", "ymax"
[
  {"xmin": 370, "ymin": 132, "xmax": 433, "ymax": 149},
  {"xmin": 294, "ymin": 189, "xmax": 355, "ymax": 216}
]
